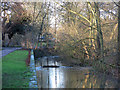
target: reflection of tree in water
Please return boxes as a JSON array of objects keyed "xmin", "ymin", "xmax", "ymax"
[
  {"xmin": 35, "ymin": 57, "xmax": 118, "ymax": 88},
  {"xmin": 78, "ymin": 71, "xmax": 117, "ymax": 88},
  {"xmin": 95, "ymin": 73, "xmax": 118, "ymax": 88}
]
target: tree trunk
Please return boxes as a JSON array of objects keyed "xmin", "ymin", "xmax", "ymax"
[
  {"xmin": 95, "ymin": 2, "xmax": 104, "ymax": 61},
  {"xmin": 118, "ymin": 1, "xmax": 120, "ymax": 88}
]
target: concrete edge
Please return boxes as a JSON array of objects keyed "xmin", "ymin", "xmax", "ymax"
[{"xmin": 29, "ymin": 50, "xmax": 38, "ymax": 88}]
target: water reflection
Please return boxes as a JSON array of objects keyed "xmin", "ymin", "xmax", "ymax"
[{"xmin": 35, "ymin": 56, "xmax": 118, "ymax": 88}]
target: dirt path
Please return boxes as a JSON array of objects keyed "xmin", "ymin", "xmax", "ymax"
[{"xmin": 0, "ymin": 47, "xmax": 22, "ymax": 58}]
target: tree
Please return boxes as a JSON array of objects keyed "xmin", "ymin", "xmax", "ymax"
[
  {"xmin": 94, "ymin": 2, "xmax": 104, "ymax": 61},
  {"xmin": 118, "ymin": 1, "xmax": 120, "ymax": 87},
  {"xmin": 2, "ymin": 2, "xmax": 31, "ymax": 46}
]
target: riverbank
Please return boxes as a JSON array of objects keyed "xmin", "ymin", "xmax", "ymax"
[
  {"xmin": 2, "ymin": 50, "xmax": 31, "ymax": 88},
  {"xmin": 54, "ymin": 54, "xmax": 118, "ymax": 79}
]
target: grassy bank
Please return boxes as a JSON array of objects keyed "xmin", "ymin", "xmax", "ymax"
[{"xmin": 2, "ymin": 50, "xmax": 31, "ymax": 88}]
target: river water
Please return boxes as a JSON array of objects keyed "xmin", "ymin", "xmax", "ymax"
[{"xmin": 35, "ymin": 56, "xmax": 118, "ymax": 88}]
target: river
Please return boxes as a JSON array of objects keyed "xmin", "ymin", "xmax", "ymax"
[{"xmin": 35, "ymin": 56, "xmax": 118, "ymax": 88}]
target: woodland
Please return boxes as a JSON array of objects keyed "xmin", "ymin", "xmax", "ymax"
[{"xmin": 1, "ymin": 2, "xmax": 120, "ymax": 77}]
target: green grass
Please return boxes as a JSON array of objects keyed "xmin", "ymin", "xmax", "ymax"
[{"xmin": 2, "ymin": 50, "xmax": 30, "ymax": 88}]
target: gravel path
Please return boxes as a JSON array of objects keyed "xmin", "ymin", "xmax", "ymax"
[{"xmin": 0, "ymin": 47, "xmax": 22, "ymax": 58}]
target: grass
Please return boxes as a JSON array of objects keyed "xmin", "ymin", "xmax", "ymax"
[{"xmin": 2, "ymin": 50, "xmax": 31, "ymax": 88}]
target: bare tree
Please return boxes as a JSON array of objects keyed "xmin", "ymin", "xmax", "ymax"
[{"xmin": 117, "ymin": 1, "xmax": 120, "ymax": 87}]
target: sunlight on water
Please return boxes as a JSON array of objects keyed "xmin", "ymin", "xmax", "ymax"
[
  {"xmin": 49, "ymin": 68, "xmax": 56, "ymax": 88},
  {"xmin": 35, "ymin": 56, "xmax": 118, "ymax": 88}
]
